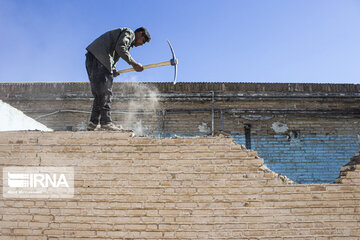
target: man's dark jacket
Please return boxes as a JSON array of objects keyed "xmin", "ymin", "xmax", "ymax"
[{"xmin": 86, "ymin": 28, "xmax": 135, "ymax": 73}]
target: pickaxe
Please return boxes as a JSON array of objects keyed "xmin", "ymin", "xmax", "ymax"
[{"xmin": 117, "ymin": 40, "xmax": 178, "ymax": 84}]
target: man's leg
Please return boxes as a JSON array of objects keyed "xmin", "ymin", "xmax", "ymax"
[
  {"xmin": 85, "ymin": 52, "xmax": 121, "ymax": 131},
  {"xmin": 89, "ymin": 82, "xmax": 101, "ymax": 126},
  {"xmin": 85, "ymin": 52, "xmax": 109, "ymax": 129},
  {"xmin": 98, "ymin": 76, "xmax": 123, "ymax": 131},
  {"xmin": 86, "ymin": 53, "xmax": 100, "ymax": 130},
  {"xmin": 99, "ymin": 74, "xmax": 113, "ymax": 125}
]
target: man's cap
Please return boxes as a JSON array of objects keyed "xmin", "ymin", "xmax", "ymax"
[{"xmin": 137, "ymin": 27, "xmax": 151, "ymax": 42}]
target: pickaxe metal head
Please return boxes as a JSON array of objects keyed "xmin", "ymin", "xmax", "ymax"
[{"xmin": 167, "ymin": 40, "xmax": 178, "ymax": 85}]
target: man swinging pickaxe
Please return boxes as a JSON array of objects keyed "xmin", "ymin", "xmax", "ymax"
[{"xmin": 85, "ymin": 27, "xmax": 178, "ymax": 131}]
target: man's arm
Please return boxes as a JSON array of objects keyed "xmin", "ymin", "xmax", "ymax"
[{"xmin": 114, "ymin": 29, "xmax": 143, "ymax": 74}]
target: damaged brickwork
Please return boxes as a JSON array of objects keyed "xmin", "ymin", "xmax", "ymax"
[
  {"xmin": 0, "ymin": 131, "xmax": 359, "ymax": 239},
  {"xmin": 336, "ymin": 152, "xmax": 360, "ymax": 184},
  {"xmin": 0, "ymin": 82, "xmax": 359, "ymax": 184}
]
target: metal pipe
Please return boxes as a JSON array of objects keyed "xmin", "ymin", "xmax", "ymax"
[
  {"xmin": 211, "ymin": 91, "xmax": 215, "ymax": 136},
  {"xmin": 34, "ymin": 109, "xmax": 156, "ymax": 120},
  {"xmin": 157, "ymin": 111, "xmax": 162, "ymax": 137},
  {"xmin": 30, "ymin": 107, "xmax": 357, "ymax": 121},
  {"xmin": 35, "ymin": 110, "xmax": 91, "ymax": 120},
  {"xmin": 221, "ymin": 110, "xmax": 224, "ymax": 132}
]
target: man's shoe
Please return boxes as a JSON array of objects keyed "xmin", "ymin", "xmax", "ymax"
[
  {"xmin": 87, "ymin": 122, "xmax": 98, "ymax": 131},
  {"xmin": 100, "ymin": 122, "xmax": 123, "ymax": 131}
]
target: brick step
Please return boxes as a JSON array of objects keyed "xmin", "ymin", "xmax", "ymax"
[
  {"xmin": 1, "ymin": 131, "xmax": 360, "ymax": 239},
  {"xmin": 0, "ymin": 131, "xmax": 236, "ymax": 146}
]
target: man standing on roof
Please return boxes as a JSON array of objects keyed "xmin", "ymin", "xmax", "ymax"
[{"xmin": 85, "ymin": 27, "xmax": 151, "ymax": 131}]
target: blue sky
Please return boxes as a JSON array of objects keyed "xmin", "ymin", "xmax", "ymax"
[{"xmin": 0, "ymin": 0, "xmax": 359, "ymax": 84}]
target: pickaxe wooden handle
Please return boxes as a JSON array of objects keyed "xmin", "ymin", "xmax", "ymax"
[
  {"xmin": 117, "ymin": 40, "xmax": 178, "ymax": 84},
  {"xmin": 117, "ymin": 59, "xmax": 177, "ymax": 73}
]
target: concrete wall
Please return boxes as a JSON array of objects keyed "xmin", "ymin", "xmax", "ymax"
[
  {"xmin": 0, "ymin": 131, "xmax": 359, "ymax": 239},
  {"xmin": 0, "ymin": 82, "xmax": 359, "ymax": 184}
]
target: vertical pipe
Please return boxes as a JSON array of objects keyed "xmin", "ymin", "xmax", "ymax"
[
  {"xmin": 211, "ymin": 91, "xmax": 215, "ymax": 136},
  {"xmin": 221, "ymin": 110, "xmax": 224, "ymax": 132},
  {"xmin": 244, "ymin": 124, "xmax": 251, "ymax": 149},
  {"xmin": 157, "ymin": 110, "xmax": 162, "ymax": 137},
  {"xmin": 161, "ymin": 109, "xmax": 166, "ymax": 137},
  {"xmin": 158, "ymin": 109, "xmax": 166, "ymax": 137}
]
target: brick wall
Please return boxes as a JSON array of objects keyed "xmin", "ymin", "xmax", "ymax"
[
  {"xmin": 0, "ymin": 131, "xmax": 360, "ymax": 239},
  {"xmin": 1, "ymin": 82, "xmax": 359, "ymax": 184},
  {"xmin": 231, "ymin": 117, "xmax": 360, "ymax": 184}
]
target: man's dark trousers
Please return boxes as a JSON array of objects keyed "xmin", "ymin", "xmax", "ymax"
[{"xmin": 85, "ymin": 52, "xmax": 113, "ymax": 125}]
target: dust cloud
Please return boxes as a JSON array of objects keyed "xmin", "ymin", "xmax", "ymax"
[{"xmin": 117, "ymin": 82, "xmax": 159, "ymax": 136}]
